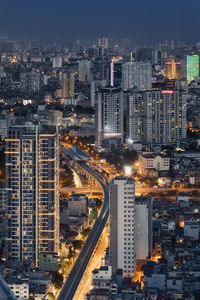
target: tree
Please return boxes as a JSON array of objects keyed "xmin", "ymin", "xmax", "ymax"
[
  {"xmin": 47, "ymin": 293, "xmax": 56, "ymax": 300},
  {"xmin": 81, "ymin": 227, "xmax": 91, "ymax": 239},
  {"xmin": 89, "ymin": 207, "xmax": 98, "ymax": 224},
  {"xmin": 73, "ymin": 240, "xmax": 83, "ymax": 251},
  {"xmin": 52, "ymin": 272, "xmax": 64, "ymax": 290},
  {"xmin": 96, "ymin": 198, "xmax": 102, "ymax": 209}
]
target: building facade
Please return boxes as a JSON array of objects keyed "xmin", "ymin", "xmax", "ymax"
[
  {"xmin": 5, "ymin": 123, "xmax": 59, "ymax": 266},
  {"xmin": 122, "ymin": 61, "xmax": 152, "ymax": 91},
  {"xmin": 90, "ymin": 80, "xmax": 106, "ymax": 107},
  {"xmin": 135, "ymin": 196, "xmax": 152, "ymax": 261},
  {"xmin": 68, "ymin": 193, "xmax": 88, "ymax": 216},
  {"xmin": 126, "ymin": 89, "xmax": 187, "ymax": 145},
  {"xmin": 138, "ymin": 153, "xmax": 170, "ymax": 175},
  {"xmin": 110, "ymin": 57, "xmax": 123, "ymax": 87}
]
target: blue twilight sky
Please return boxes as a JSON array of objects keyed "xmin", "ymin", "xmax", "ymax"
[{"xmin": 0, "ymin": 0, "xmax": 200, "ymax": 43}]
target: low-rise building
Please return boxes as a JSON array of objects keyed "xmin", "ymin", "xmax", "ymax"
[
  {"xmin": 184, "ymin": 221, "xmax": 200, "ymax": 240},
  {"xmin": 144, "ymin": 270, "xmax": 166, "ymax": 291},
  {"xmin": 92, "ymin": 266, "xmax": 112, "ymax": 289},
  {"xmin": 138, "ymin": 153, "xmax": 170, "ymax": 177},
  {"xmin": 176, "ymin": 194, "xmax": 190, "ymax": 208},
  {"xmin": 68, "ymin": 193, "xmax": 88, "ymax": 216},
  {"xmin": 38, "ymin": 253, "xmax": 59, "ymax": 272},
  {"xmin": 189, "ymin": 175, "xmax": 200, "ymax": 185},
  {"xmin": 8, "ymin": 280, "xmax": 29, "ymax": 300}
]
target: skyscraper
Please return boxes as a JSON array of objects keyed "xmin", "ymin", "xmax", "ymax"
[
  {"xmin": 5, "ymin": 123, "xmax": 59, "ymax": 266},
  {"xmin": 135, "ymin": 196, "xmax": 152, "ymax": 261},
  {"xmin": 95, "ymin": 87, "xmax": 123, "ymax": 149},
  {"xmin": 109, "ymin": 177, "xmax": 136, "ymax": 277},
  {"xmin": 187, "ymin": 54, "xmax": 199, "ymax": 83},
  {"xmin": 62, "ymin": 72, "xmax": 74, "ymax": 98},
  {"xmin": 122, "ymin": 61, "xmax": 152, "ymax": 91}
]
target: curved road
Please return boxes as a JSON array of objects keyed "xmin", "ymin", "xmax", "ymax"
[{"xmin": 57, "ymin": 162, "xmax": 109, "ymax": 300}]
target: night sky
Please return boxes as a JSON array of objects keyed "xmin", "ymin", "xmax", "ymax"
[{"xmin": 0, "ymin": 0, "xmax": 200, "ymax": 43}]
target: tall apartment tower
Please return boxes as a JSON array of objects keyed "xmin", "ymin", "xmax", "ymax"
[
  {"xmin": 122, "ymin": 61, "xmax": 152, "ymax": 91},
  {"xmin": 5, "ymin": 123, "xmax": 59, "ymax": 266},
  {"xmin": 143, "ymin": 90, "xmax": 187, "ymax": 145},
  {"xmin": 109, "ymin": 177, "xmax": 136, "ymax": 277},
  {"xmin": 125, "ymin": 91, "xmax": 143, "ymax": 142},
  {"xmin": 95, "ymin": 87, "xmax": 123, "ymax": 150},
  {"xmin": 135, "ymin": 196, "xmax": 152, "ymax": 261},
  {"xmin": 90, "ymin": 80, "xmax": 106, "ymax": 107},
  {"xmin": 62, "ymin": 72, "xmax": 74, "ymax": 98},
  {"xmin": 20, "ymin": 72, "xmax": 42, "ymax": 92},
  {"xmin": 78, "ymin": 59, "xmax": 91, "ymax": 83}
]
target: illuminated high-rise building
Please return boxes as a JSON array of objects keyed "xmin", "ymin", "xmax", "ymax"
[
  {"xmin": 110, "ymin": 57, "xmax": 123, "ymax": 87},
  {"xmin": 143, "ymin": 90, "xmax": 187, "ymax": 144},
  {"xmin": 166, "ymin": 59, "xmax": 181, "ymax": 79},
  {"xmin": 95, "ymin": 87, "xmax": 123, "ymax": 149},
  {"xmin": 109, "ymin": 177, "xmax": 136, "ymax": 277},
  {"xmin": 124, "ymin": 91, "xmax": 143, "ymax": 142},
  {"xmin": 126, "ymin": 90, "xmax": 187, "ymax": 145},
  {"xmin": 187, "ymin": 54, "xmax": 199, "ymax": 83},
  {"xmin": 62, "ymin": 72, "xmax": 74, "ymax": 98},
  {"xmin": 122, "ymin": 61, "xmax": 152, "ymax": 91},
  {"xmin": 5, "ymin": 123, "xmax": 60, "ymax": 266}
]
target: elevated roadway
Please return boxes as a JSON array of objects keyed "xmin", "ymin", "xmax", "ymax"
[{"xmin": 57, "ymin": 162, "xmax": 109, "ymax": 300}]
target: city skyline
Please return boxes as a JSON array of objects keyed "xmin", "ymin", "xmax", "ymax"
[{"xmin": 0, "ymin": 2, "xmax": 200, "ymax": 298}]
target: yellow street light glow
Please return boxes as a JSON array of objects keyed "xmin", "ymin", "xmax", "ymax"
[{"xmin": 135, "ymin": 161, "xmax": 139, "ymax": 167}]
